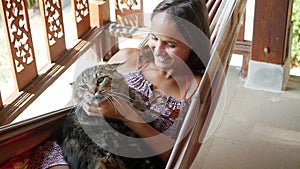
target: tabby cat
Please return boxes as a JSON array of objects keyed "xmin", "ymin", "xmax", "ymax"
[{"xmin": 60, "ymin": 63, "xmax": 165, "ymax": 169}]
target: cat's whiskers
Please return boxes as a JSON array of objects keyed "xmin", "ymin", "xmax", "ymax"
[
  {"xmin": 73, "ymin": 102, "xmax": 83, "ymax": 113},
  {"xmin": 109, "ymin": 92, "xmax": 133, "ymax": 102},
  {"xmin": 102, "ymin": 95, "xmax": 120, "ymax": 115},
  {"xmin": 110, "ymin": 96, "xmax": 126, "ymax": 116}
]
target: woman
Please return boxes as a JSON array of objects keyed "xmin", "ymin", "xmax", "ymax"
[
  {"xmin": 84, "ymin": 0, "xmax": 210, "ymax": 164},
  {"xmin": 28, "ymin": 0, "xmax": 210, "ymax": 168}
]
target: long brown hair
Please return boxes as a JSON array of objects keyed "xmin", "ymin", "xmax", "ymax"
[{"xmin": 151, "ymin": 0, "xmax": 210, "ymax": 75}]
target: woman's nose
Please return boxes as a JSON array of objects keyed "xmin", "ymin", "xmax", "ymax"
[
  {"xmin": 154, "ymin": 41, "xmax": 165, "ymax": 55},
  {"xmin": 154, "ymin": 40, "xmax": 164, "ymax": 50}
]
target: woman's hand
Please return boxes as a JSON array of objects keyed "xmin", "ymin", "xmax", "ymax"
[
  {"xmin": 83, "ymin": 97, "xmax": 174, "ymax": 162},
  {"xmin": 82, "ymin": 98, "xmax": 143, "ymax": 123}
]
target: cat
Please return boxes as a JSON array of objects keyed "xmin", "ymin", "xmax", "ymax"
[{"xmin": 60, "ymin": 63, "xmax": 165, "ymax": 169}]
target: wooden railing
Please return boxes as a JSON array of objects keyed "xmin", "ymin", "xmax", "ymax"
[
  {"xmin": 0, "ymin": 0, "xmax": 147, "ymax": 125},
  {"xmin": 0, "ymin": 0, "xmax": 116, "ymax": 125}
]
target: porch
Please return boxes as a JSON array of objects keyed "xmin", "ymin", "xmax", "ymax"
[
  {"xmin": 10, "ymin": 42, "xmax": 300, "ymax": 168},
  {"xmin": 12, "ymin": 50, "xmax": 300, "ymax": 168},
  {"xmin": 0, "ymin": 0, "xmax": 299, "ymax": 168}
]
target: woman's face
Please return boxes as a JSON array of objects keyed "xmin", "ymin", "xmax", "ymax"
[{"xmin": 148, "ymin": 13, "xmax": 191, "ymax": 70}]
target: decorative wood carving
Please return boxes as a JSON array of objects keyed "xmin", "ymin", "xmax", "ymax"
[
  {"xmin": 118, "ymin": 0, "xmax": 138, "ymax": 10},
  {"xmin": 0, "ymin": 0, "xmax": 37, "ymax": 90},
  {"xmin": 40, "ymin": 0, "xmax": 66, "ymax": 62},
  {"xmin": 73, "ymin": 0, "xmax": 91, "ymax": 38},
  {"xmin": 115, "ymin": 0, "xmax": 143, "ymax": 27}
]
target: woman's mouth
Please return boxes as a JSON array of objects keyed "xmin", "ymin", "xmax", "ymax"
[
  {"xmin": 156, "ymin": 55, "xmax": 172, "ymax": 63},
  {"xmin": 154, "ymin": 55, "xmax": 174, "ymax": 69}
]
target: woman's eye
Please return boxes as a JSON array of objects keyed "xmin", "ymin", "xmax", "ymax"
[
  {"xmin": 150, "ymin": 34, "xmax": 158, "ymax": 41},
  {"xmin": 166, "ymin": 42, "xmax": 176, "ymax": 48}
]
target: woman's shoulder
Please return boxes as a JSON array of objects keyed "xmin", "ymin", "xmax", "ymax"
[
  {"xmin": 107, "ymin": 48, "xmax": 140, "ymax": 73},
  {"xmin": 107, "ymin": 48, "xmax": 139, "ymax": 64}
]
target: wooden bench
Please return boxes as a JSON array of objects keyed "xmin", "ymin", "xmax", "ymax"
[{"xmin": 0, "ymin": 0, "xmax": 247, "ymax": 167}]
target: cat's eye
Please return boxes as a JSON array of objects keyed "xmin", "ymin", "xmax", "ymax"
[
  {"xmin": 97, "ymin": 76, "xmax": 111, "ymax": 84},
  {"xmin": 80, "ymin": 84, "xmax": 88, "ymax": 89},
  {"xmin": 97, "ymin": 77, "xmax": 105, "ymax": 84}
]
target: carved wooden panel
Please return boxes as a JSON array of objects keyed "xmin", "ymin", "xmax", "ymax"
[
  {"xmin": 115, "ymin": 0, "xmax": 144, "ymax": 27},
  {"xmin": 117, "ymin": 0, "xmax": 138, "ymax": 10},
  {"xmin": 73, "ymin": 0, "xmax": 91, "ymax": 38},
  {"xmin": 0, "ymin": 0, "xmax": 37, "ymax": 90},
  {"xmin": 40, "ymin": 0, "xmax": 66, "ymax": 62}
]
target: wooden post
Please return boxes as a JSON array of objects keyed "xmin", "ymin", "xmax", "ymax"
[
  {"xmin": 89, "ymin": 0, "xmax": 110, "ymax": 27},
  {"xmin": 233, "ymin": 13, "xmax": 252, "ymax": 78},
  {"xmin": 0, "ymin": 0, "xmax": 38, "ymax": 91},
  {"xmin": 72, "ymin": 0, "xmax": 91, "ymax": 39},
  {"xmin": 251, "ymin": 0, "xmax": 292, "ymax": 64},
  {"xmin": 245, "ymin": 0, "xmax": 293, "ymax": 91},
  {"xmin": 39, "ymin": 0, "xmax": 67, "ymax": 62}
]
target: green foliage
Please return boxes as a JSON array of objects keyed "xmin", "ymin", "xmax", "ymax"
[
  {"xmin": 26, "ymin": 0, "xmax": 38, "ymax": 8},
  {"xmin": 292, "ymin": 0, "xmax": 300, "ymax": 67}
]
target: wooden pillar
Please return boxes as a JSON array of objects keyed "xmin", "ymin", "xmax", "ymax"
[
  {"xmin": 245, "ymin": 0, "xmax": 293, "ymax": 91},
  {"xmin": 39, "ymin": 0, "xmax": 67, "ymax": 62},
  {"xmin": 72, "ymin": 0, "xmax": 91, "ymax": 39},
  {"xmin": 233, "ymin": 12, "xmax": 252, "ymax": 78},
  {"xmin": 0, "ymin": 0, "xmax": 38, "ymax": 91},
  {"xmin": 89, "ymin": 0, "xmax": 110, "ymax": 27},
  {"xmin": 251, "ymin": 0, "xmax": 292, "ymax": 64}
]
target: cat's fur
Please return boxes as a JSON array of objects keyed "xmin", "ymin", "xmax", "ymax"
[{"xmin": 60, "ymin": 64, "xmax": 165, "ymax": 169}]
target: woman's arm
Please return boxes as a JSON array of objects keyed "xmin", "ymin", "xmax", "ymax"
[
  {"xmin": 107, "ymin": 48, "xmax": 140, "ymax": 73},
  {"xmin": 108, "ymin": 48, "xmax": 138, "ymax": 63},
  {"xmin": 83, "ymin": 98, "xmax": 175, "ymax": 162},
  {"xmin": 88, "ymin": 48, "xmax": 176, "ymax": 161},
  {"xmin": 114, "ymin": 98, "xmax": 175, "ymax": 162}
]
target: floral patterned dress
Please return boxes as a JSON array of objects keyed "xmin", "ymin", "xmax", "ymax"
[{"xmin": 124, "ymin": 70, "xmax": 190, "ymax": 139}]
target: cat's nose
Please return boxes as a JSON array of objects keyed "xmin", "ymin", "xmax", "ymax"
[{"xmin": 94, "ymin": 92, "xmax": 102, "ymax": 100}]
